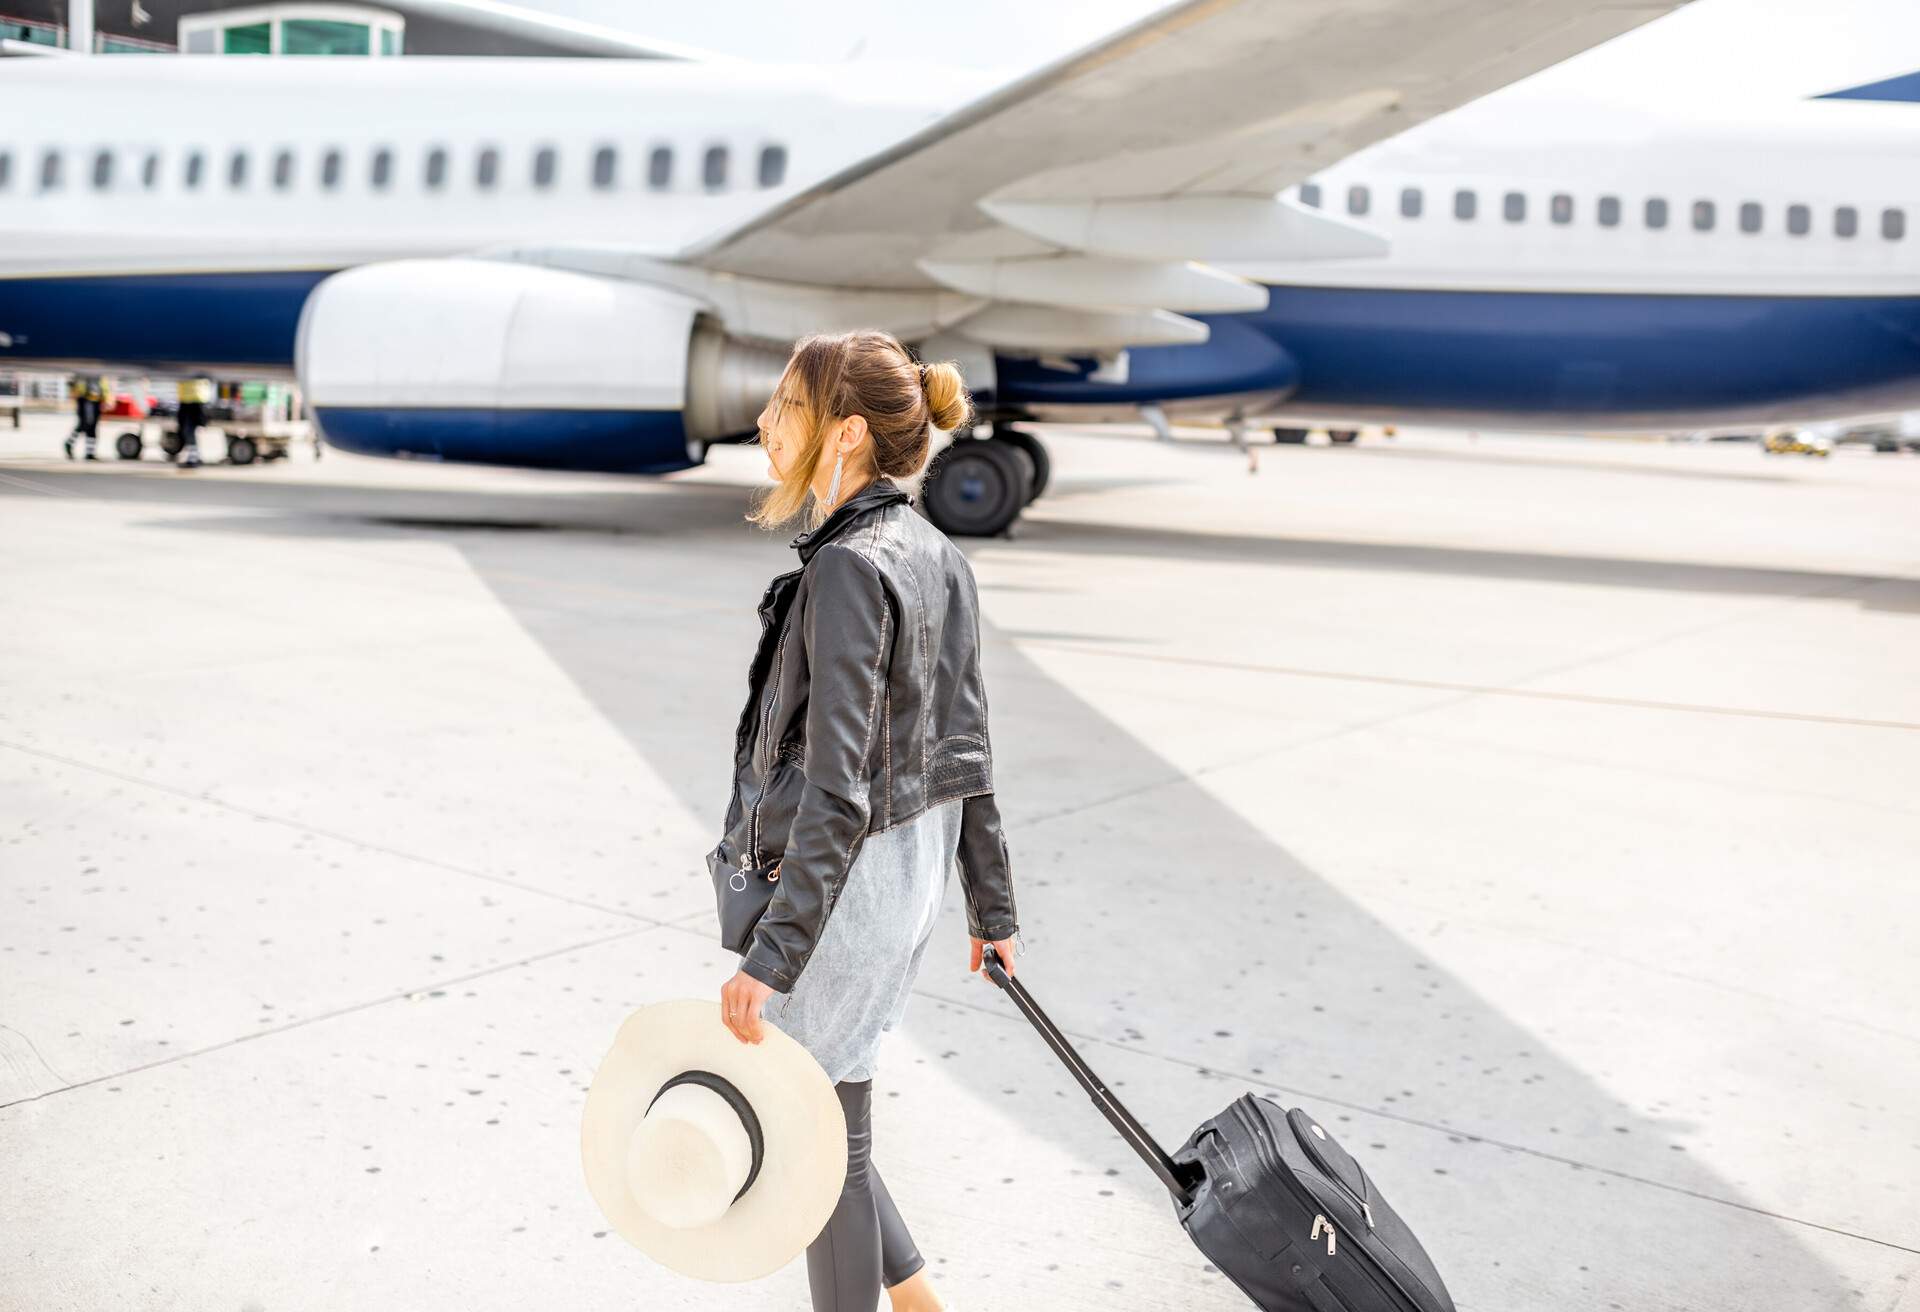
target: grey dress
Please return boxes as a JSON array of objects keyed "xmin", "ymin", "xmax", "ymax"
[{"xmin": 746, "ymin": 796, "xmax": 964, "ymax": 1084}]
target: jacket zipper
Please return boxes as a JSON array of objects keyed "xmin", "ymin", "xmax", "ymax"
[
  {"xmin": 1229, "ymin": 1099, "xmax": 1420, "ymax": 1311},
  {"xmin": 746, "ymin": 595, "xmax": 797, "ymax": 868}
]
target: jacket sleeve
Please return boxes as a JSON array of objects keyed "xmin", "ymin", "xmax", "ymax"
[
  {"xmin": 738, "ymin": 544, "xmax": 893, "ymax": 993},
  {"xmin": 956, "ymin": 788, "xmax": 1019, "ymax": 942}
]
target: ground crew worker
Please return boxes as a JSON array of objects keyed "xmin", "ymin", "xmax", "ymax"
[
  {"xmin": 175, "ymin": 375, "xmax": 213, "ymax": 469},
  {"xmin": 64, "ymin": 374, "xmax": 111, "ymax": 461}
]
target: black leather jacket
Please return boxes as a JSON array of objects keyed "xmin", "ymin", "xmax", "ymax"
[{"xmin": 709, "ymin": 473, "xmax": 1020, "ymax": 994}]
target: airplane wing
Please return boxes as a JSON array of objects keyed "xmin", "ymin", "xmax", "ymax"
[{"xmin": 675, "ymin": 0, "xmax": 1687, "ymax": 348}]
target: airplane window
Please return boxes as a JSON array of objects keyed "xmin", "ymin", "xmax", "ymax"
[
  {"xmin": 1834, "ymin": 205, "xmax": 1857, "ymax": 238},
  {"xmin": 1399, "ymin": 187, "xmax": 1421, "ymax": 218},
  {"xmin": 476, "ymin": 147, "xmax": 499, "ymax": 190},
  {"xmin": 592, "ymin": 145, "xmax": 616, "ymax": 189},
  {"xmin": 425, "ymin": 147, "xmax": 448, "ymax": 191},
  {"xmin": 533, "ymin": 145, "xmax": 557, "ymax": 189},
  {"xmin": 1453, "ymin": 188, "xmax": 1475, "ymax": 220},
  {"xmin": 320, "ymin": 148, "xmax": 342, "ymax": 190},
  {"xmin": 1644, "ymin": 197, "xmax": 1668, "ymax": 229},
  {"xmin": 1551, "ymin": 193, "xmax": 1573, "ymax": 224},
  {"xmin": 183, "ymin": 150, "xmax": 204, "ymax": 190},
  {"xmin": 1346, "ymin": 184, "xmax": 1369, "ymax": 215},
  {"xmin": 370, "ymin": 147, "xmax": 392, "ymax": 190},
  {"xmin": 1786, "ymin": 204, "xmax": 1810, "ymax": 235},
  {"xmin": 273, "ymin": 149, "xmax": 294, "ymax": 191},
  {"xmin": 1739, "ymin": 201, "xmax": 1761, "ymax": 233},
  {"xmin": 1691, "ymin": 200, "xmax": 1714, "ymax": 231},
  {"xmin": 1884, "ymin": 208, "xmax": 1906, "ymax": 241},
  {"xmin": 228, "ymin": 149, "xmax": 248, "ymax": 189},
  {"xmin": 758, "ymin": 144, "xmax": 787, "ymax": 188},
  {"xmin": 142, "ymin": 152, "xmax": 160, "ymax": 190},
  {"xmin": 0, "ymin": 152, "xmax": 10, "ymax": 191},
  {"xmin": 1297, "ymin": 182, "xmax": 1320, "ymax": 208},
  {"xmin": 1503, "ymin": 191, "xmax": 1525, "ymax": 222},
  {"xmin": 1598, "ymin": 195, "xmax": 1620, "ymax": 227},
  {"xmin": 92, "ymin": 149, "xmax": 114, "ymax": 190},
  {"xmin": 703, "ymin": 144, "xmax": 728, "ymax": 190},
  {"xmin": 40, "ymin": 149, "xmax": 62, "ymax": 192},
  {"xmin": 649, "ymin": 145, "xmax": 672, "ymax": 190}
]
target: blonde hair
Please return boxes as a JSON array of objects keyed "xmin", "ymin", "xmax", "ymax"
[{"xmin": 747, "ymin": 329, "xmax": 974, "ymax": 532}]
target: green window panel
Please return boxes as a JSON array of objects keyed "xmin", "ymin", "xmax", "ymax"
[
  {"xmin": 283, "ymin": 19, "xmax": 371, "ymax": 56},
  {"xmin": 223, "ymin": 22, "xmax": 271, "ymax": 54}
]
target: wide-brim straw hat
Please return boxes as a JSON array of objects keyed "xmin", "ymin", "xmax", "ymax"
[{"xmin": 580, "ymin": 998, "xmax": 847, "ymax": 1282}]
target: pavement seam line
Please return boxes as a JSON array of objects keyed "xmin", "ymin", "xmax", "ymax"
[
  {"xmin": 901, "ymin": 981, "xmax": 1920, "ymax": 1259},
  {"xmin": 1012, "ymin": 640, "xmax": 1919, "ymax": 733},
  {"xmin": 0, "ymin": 736, "xmax": 678, "ymax": 926},
  {"xmin": 0, "ymin": 924, "xmax": 660, "ymax": 1112}
]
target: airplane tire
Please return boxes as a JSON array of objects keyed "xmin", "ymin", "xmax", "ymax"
[
  {"xmin": 922, "ymin": 437, "xmax": 1030, "ymax": 538},
  {"xmin": 1272, "ymin": 427, "xmax": 1310, "ymax": 444},
  {"xmin": 998, "ymin": 428, "xmax": 1051, "ymax": 504},
  {"xmin": 116, "ymin": 432, "xmax": 143, "ymax": 460}
]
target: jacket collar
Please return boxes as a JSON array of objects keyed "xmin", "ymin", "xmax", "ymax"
[{"xmin": 789, "ymin": 474, "xmax": 911, "ymax": 563}]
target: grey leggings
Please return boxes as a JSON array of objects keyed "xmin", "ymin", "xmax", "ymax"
[{"xmin": 805, "ymin": 1077, "xmax": 925, "ymax": 1309}]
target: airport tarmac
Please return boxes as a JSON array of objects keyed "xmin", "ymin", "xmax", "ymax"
[{"xmin": 2, "ymin": 413, "xmax": 1917, "ymax": 1311}]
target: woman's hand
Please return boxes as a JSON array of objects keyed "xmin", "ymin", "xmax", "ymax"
[
  {"xmin": 969, "ymin": 935, "xmax": 1017, "ymax": 981},
  {"xmin": 721, "ymin": 969, "xmax": 777, "ymax": 1044}
]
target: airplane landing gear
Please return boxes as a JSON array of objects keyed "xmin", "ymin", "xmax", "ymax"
[{"xmin": 921, "ymin": 432, "xmax": 1033, "ymax": 538}]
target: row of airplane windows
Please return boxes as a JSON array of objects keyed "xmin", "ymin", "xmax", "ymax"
[
  {"xmin": 0, "ymin": 141, "xmax": 790, "ymax": 196},
  {"xmin": 1298, "ymin": 182, "xmax": 1907, "ymax": 241}
]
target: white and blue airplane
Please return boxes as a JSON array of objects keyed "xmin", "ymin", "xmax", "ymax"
[{"xmin": 2, "ymin": 0, "xmax": 1916, "ymax": 535}]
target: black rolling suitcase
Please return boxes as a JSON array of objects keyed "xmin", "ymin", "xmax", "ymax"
[{"xmin": 981, "ymin": 945, "xmax": 1456, "ymax": 1312}]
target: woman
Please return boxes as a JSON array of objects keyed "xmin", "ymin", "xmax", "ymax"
[{"xmin": 710, "ymin": 329, "xmax": 1023, "ymax": 1312}]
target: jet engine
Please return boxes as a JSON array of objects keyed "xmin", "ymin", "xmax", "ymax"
[{"xmin": 294, "ymin": 258, "xmax": 788, "ymax": 473}]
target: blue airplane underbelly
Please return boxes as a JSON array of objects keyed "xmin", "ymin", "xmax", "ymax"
[{"xmin": 5, "ymin": 273, "xmax": 1919, "ymax": 444}]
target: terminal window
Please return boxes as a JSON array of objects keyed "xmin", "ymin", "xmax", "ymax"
[
  {"xmin": 533, "ymin": 146, "xmax": 557, "ymax": 189},
  {"xmin": 648, "ymin": 146, "xmax": 672, "ymax": 190},
  {"xmin": 1786, "ymin": 204, "xmax": 1810, "ymax": 236},
  {"xmin": 273, "ymin": 149, "xmax": 294, "ymax": 190},
  {"xmin": 321, "ymin": 149, "xmax": 342, "ymax": 190},
  {"xmin": 1551, "ymin": 193, "xmax": 1573, "ymax": 224},
  {"xmin": 425, "ymin": 147, "xmax": 448, "ymax": 191},
  {"xmin": 39, "ymin": 149, "xmax": 61, "ymax": 192},
  {"xmin": 1885, "ymin": 209, "xmax": 1906, "ymax": 241},
  {"xmin": 592, "ymin": 146, "xmax": 617, "ymax": 189},
  {"xmin": 1691, "ymin": 200, "xmax": 1714, "ymax": 231},
  {"xmin": 1597, "ymin": 195, "xmax": 1620, "ymax": 227},
  {"xmin": 370, "ymin": 147, "xmax": 392, "ymax": 190},
  {"xmin": 282, "ymin": 19, "xmax": 371, "ymax": 56},
  {"xmin": 92, "ymin": 150, "xmax": 113, "ymax": 190},
  {"xmin": 224, "ymin": 22, "xmax": 270, "ymax": 54},
  {"xmin": 1503, "ymin": 191, "xmax": 1525, "ymax": 222},
  {"xmin": 703, "ymin": 145, "xmax": 728, "ymax": 190},
  {"xmin": 1739, "ymin": 202, "xmax": 1762, "ymax": 233},
  {"xmin": 1346, "ymin": 184, "xmax": 1368, "ymax": 215},
  {"xmin": 1297, "ymin": 182, "xmax": 1320, "ymax": 208},
  {"xmin": 1454, "ymin": 188, "xmax": 1475, "ymax": 220},
  {"xmin": 228, "ymin": 149, "xmax": 248, "ymax": 189},
  {"xmin": 758, "ymin": 144, "xmax": 787, "ymax": 188},
  {"xmin": 476, "ymin": 148, "xmax": 499, "ymax": 190},
  {"xmin": 1834, "ymin": 206, "xmax": 1857, "ymax": 238},
  {"xmin": 1644, "ymin": 197, "xmax": 1668, "ymax": 229},
  {"xmin": 1399, "ymin": 187, "xmax": 1421, "ymax": 218}
]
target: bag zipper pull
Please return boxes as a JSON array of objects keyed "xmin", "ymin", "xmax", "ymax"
[{"xmin": 1311, "ymin": 1214, "xmax": 1337, "ymax": 1257}]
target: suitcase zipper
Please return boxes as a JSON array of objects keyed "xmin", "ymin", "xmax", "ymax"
[
  {"xmin": 1290, "ymin": 1112, "xmax": 1376, "ymax": 1231},
  {"xmin": 1230, "ymin": 1099, "xmax": 1421, "ymax": 1312}
]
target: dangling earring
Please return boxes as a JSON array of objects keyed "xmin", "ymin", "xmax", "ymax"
[{"xmin": 825, "ymin": 448, "xmax": 845, "ymax": 510}]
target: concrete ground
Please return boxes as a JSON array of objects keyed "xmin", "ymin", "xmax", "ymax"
[{"xmin": 2, "ymin": 413, "xmax": 1916, "ymax": 1312}]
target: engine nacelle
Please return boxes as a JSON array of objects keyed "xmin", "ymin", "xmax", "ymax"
[{"xmin": 295, "ymin": 258, "xmax": 787, "ymax": 474}]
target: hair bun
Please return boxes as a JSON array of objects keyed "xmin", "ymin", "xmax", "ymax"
[{"xmin": 918, "ymin": 359, "xmax": 973, "ymax": 434}]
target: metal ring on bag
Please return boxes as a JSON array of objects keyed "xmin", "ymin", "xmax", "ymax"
[{"xmin": 729, "ymin": 871, "xmax": 747, "ymax": 892}]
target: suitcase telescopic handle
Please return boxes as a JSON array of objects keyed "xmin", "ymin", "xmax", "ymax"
[{"xmin": 980, "ymin": 944, "xmax": 1200, "ymax": 1206}]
